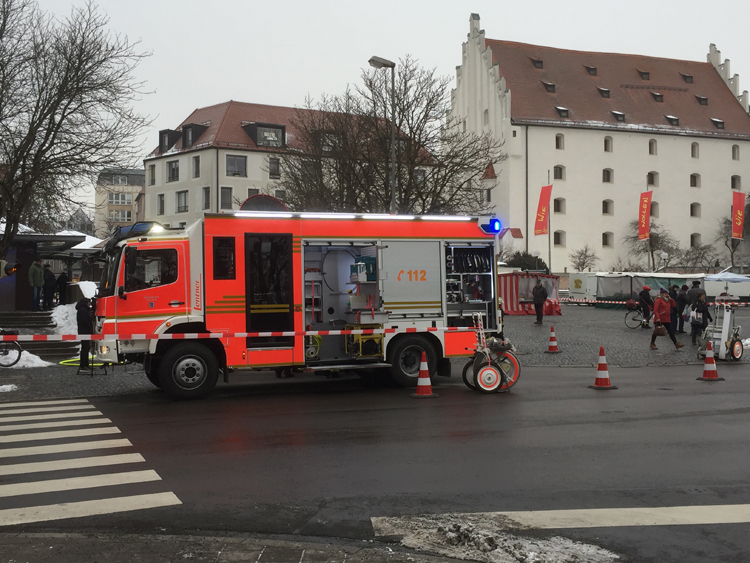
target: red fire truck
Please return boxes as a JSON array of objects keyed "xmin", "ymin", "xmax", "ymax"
[{"xmin": 95, "ymin": 212, "xmax": 503, "ymax": 399}]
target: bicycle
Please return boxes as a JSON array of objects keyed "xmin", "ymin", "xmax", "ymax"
[
  {"xmin": 0, "ymin": 329, "xmax": 22, "ymax": 368},
  {"xmin": 462, "ymin": 313, "xmax": 521, "ymax": 393},
  {"xmin": 624, "ymin": 308, "xmax": 645, "ymax": 329}
]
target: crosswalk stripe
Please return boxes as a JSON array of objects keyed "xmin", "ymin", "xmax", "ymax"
[
  {"xmin": 0, "ymin": 411, "xmax": 104, "ymax": 424},
  {"xmin": 0, "ymin": 418, "xmax": 112, "ymax": 432},
  {"xmin": 0, "ymin": 405, "xmax": 96, "ymax": 416},
  {"xmin": 1, "ymin": 438, "xmax": 132, "ymax": 458},
  {"xmin": 0, "ymin": 453, "xmax": 146, "ymax": 476},
  {"xmin": 0, "ymin": 492, "xmax": 182, "ymax": 526},
  {"xmin": 0, "ymin": 426, "xmax": 120, "ymax": 444},
  {"xmin": 0, "ymin": 399, "xmax": 90, "ymax": 410},
  {"xmin": 0, "ymin": 470, "xmax": 161, "ymax": 498}
]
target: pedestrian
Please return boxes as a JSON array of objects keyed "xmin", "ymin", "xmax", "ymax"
[
  {"xmin": 638, "ymin": 285, "xmax": 654, "ymax": 328},
  {"xmin": 28, "ymin": 257, "xmax": 44, "ymax": 311},
  {"xmin": 690, "ymin": 292, "xmax": 712, "ymax": 346},
  {"xmin": 676, "ymin": 284, "xmax": 689, "ymax": 333},
  {"xmin": 532, "ymin": 278, "xmax": 548, "ymax": 324},
  {"xmin": 76, "ymin": 297, "xmax": 94, "ymax": 370},
  {"xmin": 56, "ymin": 271, "xmax": 69, "ymax": 306},
  {"xmin": 669, "ymin": 284, "xmax": 679, "ymax": 327},
  {"xmin": 650, "ymin": 288, "xmax": 685, "ymax": 350},
  {"xmin": 42, "ymin": 264, "xmax": 56, "ymax": 311},
  {"xmin": 687, "ymin": 280, "xmax": 703, "ymax": 305}
]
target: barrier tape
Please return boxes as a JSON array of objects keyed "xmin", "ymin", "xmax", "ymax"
[
  {"xmin": 0, "ymin": 326, "xmax": 478, "ymax": 342},
  {"xmin": 561, "ymin": 297, "xmax": 750, "ymax": 307}
]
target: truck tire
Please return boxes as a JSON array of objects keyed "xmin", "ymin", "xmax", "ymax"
[
  {"xmin": 158, "ymin": 343, "xmax": 219, "ymax": 400},
  {"xmin": 389, "ymin": 335, "xmax": 436, "ymax": 387},
  {"xmin": 145, "ymin": 358, "xmax": 162, "ymax": 388}
]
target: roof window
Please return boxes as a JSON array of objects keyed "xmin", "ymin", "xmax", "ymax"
[
  {"xmin": 611, "ymin": 111, "xmax": 625, "ymax": 122},
  {"xmin": 532, "ymin": 58, "xmax": 543, "ymax": 69},
  {"xmin": 598, "ymin": 87, "xmax": 610, "ymax": 98},
  {"xmin": 681, "ymin": 73, "xmax": 694, "ymax": 83},
  {"xmin": 585, "ymin": 65, "xmax": 597, "ymax": 76},
  {"xmin": 556, "ymin": 107, "xmax": 569, "ymax": 118},
  {"xmin": 666, "ymin": 115, "xmax": 679, "ymax": 126},
  {"xmin": 710, "ymin": 118, "xmax": 725, "ymax": 129},
  {"xmin": 638, "ymin": 70, "xmax": 650, "ymax": 80},
  {"xmin": 543, "ymin": 82, "xmax": 556, "ymax": 93},
  {"xmin": 651, "ymin": 92, "xmax": 663, "ymax": 102},
  {"xmin": 696, "ymin": 95, "xmax": 708, "ymax": 106}
]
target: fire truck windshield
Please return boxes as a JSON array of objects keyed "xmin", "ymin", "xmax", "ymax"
[{"xmin": 98, "ymin": 247, "xmax": 122, "ymax": 297}]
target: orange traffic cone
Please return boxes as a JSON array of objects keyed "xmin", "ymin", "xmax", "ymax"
[
  {"xmin": 588, "ymin": 346, "xmax": 617, "ymax": 390},
  {"xmin": 545, "ymin": 325, "xmax": 561, "ymax": 353},
  {"xmin": 697, "ymin": 341, "xmax": 725, "ymax": 382},
  {"xmin": 411, "ymin": 351, "xmax": 438, "ymax": 398}
]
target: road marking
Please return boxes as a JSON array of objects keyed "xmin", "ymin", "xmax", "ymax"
[
  {"xmin": 0, "ymin": 426, "xmax": 120, "ymax": 443},
  {"xmin": 0, "ymin": 492, "xmax": 182, "ymax": 526},
  {"xmin": 0, "ymin": 411, "xmax": 104, "ymax": 424},
  {"xmin": 0, "ymin": 399, "xmax": 90, "ymax": 410},
  {"xmin": 1, "ymin": 438, "xmax": 133, "ymax": 458},
  {"xmin": 0, "ymin": 417, "xmax": 112, "ymax": 432},
  {"xmin": 0, "ymin": 470, "xmax": 161, "ymax": 498},
  {"xmin": 0, "ymin": 453, "xmax": 146, "ymax": 476},
  {"xmin": 0, "ymin": 404, "xmax": 96, "ymax": 416}
]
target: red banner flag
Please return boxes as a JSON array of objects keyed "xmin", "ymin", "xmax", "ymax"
[
  {"xmin": 638, "ymin": 191, "xmax": 653, "ymax": 241},
  {"xmin": 534, "ymin": 185, "xmax": 553, "ymax": 235},
  {"xmin": 732, "ymin": 191, "xmax": 745, "ymax": 240}
]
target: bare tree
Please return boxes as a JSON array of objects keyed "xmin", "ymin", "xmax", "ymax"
[
  {"xmin": 568, "ymin": 244, "xmax": 599, "ymax": 271},
  {"xmin": 276, "ymin": 56, "xmax": 506, "ymax": 214},
  {"xmin": 609, "ymin": 255, "xmax": 646, "ymax": 272},
  {"xmin": 623, "ymin": 220, "xmax": 679, "ymax": 271},
  {"xmin": 0, "ymin": 0, "xmax": 150, "ymax": 257}
]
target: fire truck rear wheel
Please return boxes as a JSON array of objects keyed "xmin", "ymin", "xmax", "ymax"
[
  {"xmin": 158, "ymin": 343, "xmax": 219, "ymax": 399},
  {"xmin": 389, "ymin": 336, "xmax": 436, "ymax": 387}
]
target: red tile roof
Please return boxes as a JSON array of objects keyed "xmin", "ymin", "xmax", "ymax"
[
  {"xmin": 499, "ymin": 227, "xmax": 524, "ymax": 239},
  {"xmin": 485, "ymin": 40, "xmax": 750, "ymax": 138}
]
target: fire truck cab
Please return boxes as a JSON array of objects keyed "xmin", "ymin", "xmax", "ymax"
[{"xmin": 95, "ymin": 212, "xmax": 502, "ymax": 399}]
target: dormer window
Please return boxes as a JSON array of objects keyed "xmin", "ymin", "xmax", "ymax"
[
  {"xmin": 666, "ymin": 115, "xmax": 679, "ymax": 126},
  {"xmin": 543, "ymin": 82, "xmax": 556, "ymax": 93},
  {"xmin": 556, "ymin": 107, "xmax": 569, "ymax": 118},
  {"xmin": 159, "ymin": 129, "xmax": 181, "ymax": 153},
  {"xmin": 532, "ymin": 58, "xmax": 543, "ymax": 69},
  {"xmin": 696, "ymin": 95, "xmax": 708, "ymax": 106},
  {"xmin": 681, "ymin": 73, "xmax": 693, "ymax": 83},
  {"xmin": 242, "ymin": 122, "xmax": 286, "ymax": 148},
  {"xmin": 611, "ymin": 111, "xmax": 625, "ymax": 122},
  {"xmin": 638, "ymin": 70, "xmax": 650, "ymax": 80},
  {"xmin": 711, "ymin": 118, "xmax": 725, "ymax": 129},
  {"xmin": 184, "ymin": 128, "xmax": 193, "ymax": 148},
  {"xmin": 585, "ymin": 65, "xmax": 597, "ymax": 76},
  {"xmin": 652, "ymin": 92, "xmax": 663, "ymax": 102},
  {"xmin": 598, "ymin": 87, "xmax": 610, "ymax": 98}
]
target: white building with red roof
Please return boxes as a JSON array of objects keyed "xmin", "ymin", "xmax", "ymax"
[{"xmin": 451, "ymin": 13, "xmax": 750, "ymax": 272}]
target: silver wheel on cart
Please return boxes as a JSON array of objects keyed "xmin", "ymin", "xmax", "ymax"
[
  {"xmin": 496, "ymin": 351, "xmax": 521, "ymax": 391},
  {"xmin": 473, "ymin": 359, "xmax": 504, "ymax": 393},
  {"xmin": 729, "ymin": 339, "xmax": 743, "ymax": 361}
]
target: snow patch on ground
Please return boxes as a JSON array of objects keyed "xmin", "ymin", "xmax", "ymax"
[
  {"xmin": 0, "ymin": 384, "xmax": 18, "ymax": 393},
  {"xmin": 52, "ymin": 303, "xmax": 79, "ymax": 336},
  {"xmin": 15, "ymin": 350, "xmax": 53, "ymax": 368},
  {"xmin": 377, "ymin": 513, "xmax": 620, "ymax": 563}
]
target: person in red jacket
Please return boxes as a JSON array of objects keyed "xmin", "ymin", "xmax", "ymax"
[{"xmin": 650, "ymin": 288, "xmax": 685, "ymax": 350}]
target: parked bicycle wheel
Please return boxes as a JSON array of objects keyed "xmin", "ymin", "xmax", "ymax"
[
  {"xmin": 624, "ymin": 309, "xmax": 643, "ymax": 329},
  {"xmin": 0, "ymin": 341, "xmax": 22, "ymax": 368}
]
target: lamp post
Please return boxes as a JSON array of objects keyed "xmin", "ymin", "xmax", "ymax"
[
  {"xmin": 368, "ymin": 55, "xmax": 397, "ymax": 214},
  {"xmin": 659, "ymin": 251, "xmax": 668, "ymax": 272},
  {"xmin": 532, "ymin": 250, "xmax": 540, "ymax": 272}
]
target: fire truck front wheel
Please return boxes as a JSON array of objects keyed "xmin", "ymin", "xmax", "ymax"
[
  {"xmin": 389, "ymin": 335, "xmax": 436, "ymax": 387},
  {"xmin": 158, "ymin": 343, "xmax": 219, "ymax": 399}
]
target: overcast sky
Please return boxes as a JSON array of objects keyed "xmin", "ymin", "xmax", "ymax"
[{"xmin": 38, "ymin": 0, "xmax": 750, "ymax": 162}]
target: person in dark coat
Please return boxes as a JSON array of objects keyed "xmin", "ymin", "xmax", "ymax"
[
  {"xmin": 531, "ymin": 278, "xmax": 548, "ymax": 325},
  {"xmin": 42, "ymin": 264, "xmax": 56, "ymax": 311},
  {"xmin": 691, "ymin": 292, "xmax": 712, "ymax": 345},
  {"xmin": 76, "ymin": 298, "xmax": 94, "ymax": 369},
  {"xmin": 676, "ymin": 284, "xmax": 689, "ymax": 333},
  {"xmin": 687, "ymin": 280, "xmax": 703, "ymax": 305},
  {"xmin": 56, "ymin": 271, "xmax": 69, "ymax": 306},
  {"xmin": 638, "ymin": 286, "xmax": 654, "ymax": 328}
]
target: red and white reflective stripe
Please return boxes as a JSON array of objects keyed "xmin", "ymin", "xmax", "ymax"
[
  {"xmin": 0, "ymin": 326, "xmax": 476, "ymax": 342},
  {"xmin": 561, "ymin": 297, "xmax": 750, "ymax": 306}
]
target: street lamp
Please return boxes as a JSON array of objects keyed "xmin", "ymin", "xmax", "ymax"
[
  {"xmin": 369, "ymin": 55, "xmax": 397, "ymax": 214},
  {"xmin": 532, "ymin": 250, "xmax": 540, "ymax": 272}
]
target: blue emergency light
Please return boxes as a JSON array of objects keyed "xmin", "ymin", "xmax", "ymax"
[{"xmin": 478, "ymin": 217, "xmax": 501, "ymax": 234}]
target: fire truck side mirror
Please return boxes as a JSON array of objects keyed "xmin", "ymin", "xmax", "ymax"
[{"xmin": 118, "ymin": 286, "xmax": 127, "ymax": 300}]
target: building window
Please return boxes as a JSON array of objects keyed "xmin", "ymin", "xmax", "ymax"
[
  {"xmin": 651, "ymin": 201, "xmax": 660, "ymax": 218},
  {"xmin": 166, "ymin": 160, "xmax": 179, "ymax": 182},
  {"xmin": 681, "ymin": 73, "xmax": 693, "ymax": 83},
  {"xmin": 274, "ymin": 189, "xmax": 286, "ymax": 200},
  {"xmin": 108, "ymin": 209, "xmax": 132, "ymax": 222},
  {"xmin": 176, "ymin": 190, "xmax": 188, "ymax": 213},
  {"xmin": 602, "ymin": 199, "xmax": 614, "ymax": 215},
  {"xmin": 113, "ymin": 175, "xmax": 128, "ymax": 185},
  {"xmin": 665, "ymin": 115, "xmax": 679, "ymax": 126},
  {"xmin": 226, "ymin": 155, "xmax": 247, "ymax": 177},
  {"xmin": 696, "ymin": 95, "xmax": 708, "ymax": 106},
  {"xmin": 732, "ymin": 145, "xmax": 740, "ymax": 160},
  {"xmin": 544, "ymin": 82, "xmax": 556, "ymax": 93},
  {"xmin": 556, "ymin": 107, "xmax": 569, "ymax": 118},
  {"xmin": 690, "ymin": 173, "xmax": 701, "ymax": 188},
  {"xmin": 486, "ymin": 189, "xmax": 492, "ymax": 203},
  {"xmin": 711, "ymin": 118, "xmax": 725, "ymax": 129},
  {"xmin": 107, "ymin": 192, "xmax": 133, "ymax": 205},
  {"xmin": 604, "ymin": 136, "xmax": 613, "ymax": 152},
  {"xmin": 638, "ymin": 70, "xmax": 650, "ymax": 80},
  {"xmin": 257, "ymin": 126, "xmax": 284, "ymax": 147},
  {"xmin": 220, "ymin": 187, "xmax": 233, "ymax": 209},
  {"xmin": 192, "ymin": 155, "xmax": 200, "ymax": 178},
  {"xmin": 414, "ymin": 168, "xmax": 427, "ymax": 186},
  {"xmin": 553, "ymin": 230, "xmax": 566, "ymax": 247},
  {"xmin": 612, "ymin": 110, "xmax": 625, "ymax": 121},
  {"xmin": 598, "ymin": 88, "xmax": 610, "ymax": 98},
  {"xmin": 602, "ymin": 232, "xmax": 613, "ymax": 247},
  {"xmin": 268, "ymin": 157, "xmax": 281, "ymax": 179},
  {"xmin": 647, "ymin": 171, "xmax": 659, "ymax": 187},
  {"xmin": 732, "ymin": 175, "xmax": 742, "ymax": 190},
  {"xmin": 555, "ymin": 134, "xmax": 564, "ymax": 150},
  {"xmin": 585, "ymin": 65, "xmax": 597, "ymax": 76},
  {"xmin": 652, "ymin": 92, "xmax": 663, "ymax": 102},
  {"xmin": 691, "ymin": 233, "xmax": 701, "ymax": 247},
  {"xmin": 149, "ymin": 164, "xmax": 155, "ymax": 186},
  {"xmin": 691, "ymin": 142, "xmax": 699, "ymax": 158},
  {"xmin": 553, "ymin": 198, "xmax": 565, "ymax": 214},
  {"xmin": 690, "ymin": 202, "xmax": 701, "ymax": 217},
  {"xmin": 648, "ymin": 139, "xmax": 657, "ymax": 155},
  {"xmin": 602, "ymin": 168, "xmax": 613, "ymax": 183},
  {"xmin": 512, "ymin": 130, "xmax": 517, "ymax": 137},
  {"xmin": 157, "ymin": 194, "xmax": 164, "ymax": 215},
  {"xmin": 185, "ymin": 128, "xmax": 193, "ymax": 147},
  {"xmin": 202, "ymin": 187, "xmax": 211, "ymax": 210},
  {"xmin": 532, "ymin": 58, "xmax": 543, "ymax": 69},
  {"xmin": 247, "ymin": 188, "xmax": 260, "ymax": 198},
  {"xmin": 553, "ymin": 165, "xmax": 565, "ymax": 180},
  {"xmin": 483, "ymin": 109, "xmax": 489, "ymax": 126}
]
